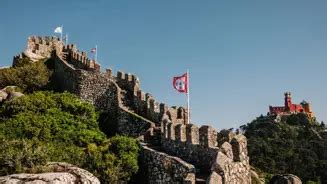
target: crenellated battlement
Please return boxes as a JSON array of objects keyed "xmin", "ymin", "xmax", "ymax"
[
  {"xmin": 160, "ymin": 120, "xmax": 250, "ymax": 179},
  {"xmin": 27, "ymin": 36, "xmax": 61, "ymax": 55},
  {"xmin": 115, "ymin": 71, "xmax": 140, "ymax": 94},
  {"xmin": 62, "ymin": 44, "xmax": 100, "ymax": 72},
  {"xmin": 162, "ymin": 121, "xmax": 218, "ymax": 149},
  {"xmin": 132, "ymin": 88, "xmax": 187, "ymax": 125},
  {"xmin": 13, "ymin": 36, "xmax": 62, "ymax": 65}
]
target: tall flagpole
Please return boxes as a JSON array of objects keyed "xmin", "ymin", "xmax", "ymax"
[
  {"xmin": 60, "ymin": 25, "xmax": 63, "ymax": 41},
  {"xmin": 66, "ymin": 34, "xmax": 68, "ymax": 45},
  {"xmin": 187, "ymin": 69, "xmax": 190, "ymax": 124},
  {"xmin": 95, "ymin": 45, "xmax": 98, "ymax": 62}
]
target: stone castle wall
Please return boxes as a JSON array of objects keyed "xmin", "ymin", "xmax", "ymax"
[
  {"xmin": 53, "ymin": 52, "xmax": 79, "ymax": 93},
  {"xmin": 140, "ymin": 144, "xmax": 196, "ymax": 184},
  {"xmin": 133, "ymin": 90, "xmax": 188, "ymax": 125},
  {"xmin": 161, "ymin": 121, "xmax": 251, "ymax": 183},
  {"xmin": 116, "ymin": 108, "xmax": 155, "ymax": 138},
  {"xmin": 26, "ymin": 36, "xmax": 60, "ymax": 57},
  {"xmin": 162, "ymin": 122, "xmax": 219, "ymax": 173},
  {"xmin": 63, "ymin": 44, "xmax": 100, "ymax": 72},
  {"xmin": 210, "ymin": 135, "xmax": 251, "ymax": 184},
  {"xmin": 13, "ymin": 35, "xmax": 252, "ymax": 184}
]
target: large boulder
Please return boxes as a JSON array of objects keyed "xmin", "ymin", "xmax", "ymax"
[
  {"xmin": 206, "ymin": 171, "xmax": 222, "ymax": 184},
  {"xmin": 0, "ymin": 90, "xmax": 8, "ymax": 102},
  {"xmin": 7, "ymin": 91, "xmax": 24, "ymax": 101},
  {"xmin": 0, "ymin": 173, "xmax": 78, "ymax": 184},
  {"xmin": 269, "ymin": 174, "xmax": 302, "ymax": 184},
  {"xmin": 0, "ymin": 162, "xmax": 100, "ymax": 184},
  {"xmin": 0, "ymin": 86, "xmax": 24, "ymax": 102}
]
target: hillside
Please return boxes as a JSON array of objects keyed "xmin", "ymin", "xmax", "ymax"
[
  {"xmin": 240, "ymin": 114, "xmax": 327, "ymax": 183},
  {"xmin": 0, "ymin": 58, "xmax": 140, "ymax": 183}
]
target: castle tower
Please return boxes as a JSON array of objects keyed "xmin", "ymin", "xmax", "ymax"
[
  {"xmin": 284, "ymin": 92, "xmax": 292, "ymax": 111},
  {"xmin": 301, "ymin": 100, "xmax": 314, "ymax": 118}
]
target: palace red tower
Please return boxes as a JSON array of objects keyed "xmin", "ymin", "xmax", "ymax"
[{"xmin": 269, "ymin": 92, "xmax": 314, "ymax": 118}]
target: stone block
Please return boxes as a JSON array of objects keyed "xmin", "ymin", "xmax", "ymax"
[
  {"xmin": 206, "ymin": 171, "xmax": 222, "ymax": 184},
  {"xmin": 186, "ymin": 124, "xmax": 199, "ymax": 144},
  {"xmin": 199, "ymin": 125, "xmax": 217, "ymax": 147},
  {"xmin": 175, "ymin": 124, "xmax": 186, "ymax": 142},
  {"xmin": 167, "ymin": 122, "xmax": 175, "ymax": 140}
]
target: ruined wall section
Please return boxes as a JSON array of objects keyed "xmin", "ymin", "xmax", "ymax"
[
  {"xmin": 140, "ymin": 144, "xmax": 196, "ymax": 184},
  {"xmin": 161, "ymin": 121, "xmax": 251, "ymax": 183}
]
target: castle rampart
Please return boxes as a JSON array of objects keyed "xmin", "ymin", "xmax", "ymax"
[
  {"xmin": 13, "ymin": 35, "xmax": 252, "ymax": 183},
  {"xmin": 62, "ymin": 44, "xmax": 100, "ymax": 72},
  {"xmin": 161, "ymin": 122, "xmax": 219, "ymax": 174},
  {"xmin": 161, "ymin": 121, "xmax": 251, "ymax": 183}
]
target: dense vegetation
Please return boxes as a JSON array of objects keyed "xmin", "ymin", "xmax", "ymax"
[
  {"xmin": 0, "ymin": 91, "xmax": 139, "ymax": 183},
  {"xmin": 241, "ymin": 114, "xmax": 327, "ymax": 183},
  {"xmin": 0, "ymin": 58, "xmax": 51, "ymax": 92}
]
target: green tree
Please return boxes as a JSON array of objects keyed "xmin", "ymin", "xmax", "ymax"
[{"xmin": 0, "ymin": 58, "xmax": 51, "ymax": 92}]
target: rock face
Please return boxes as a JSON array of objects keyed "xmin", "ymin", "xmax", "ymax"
[
  {"xmin": 0, "ymin": 86, "xmax": 24, "ymax": 103},
  {"xmin": 269, "ymin": 174, "xmax": 302, "ymax": 184},
  {"xmin": 0, "ymin": 162, "xmax": 100, "ymax": 184},
  {"xmin": 0, "ymin": 90, "xmax": 8, "ymax": 102},
  {"xmin": 0, "ymin": 173, "xmax": 78, "ymax": 184}
]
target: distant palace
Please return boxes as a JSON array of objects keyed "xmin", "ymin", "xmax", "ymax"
[{"xmin": 269, "ymin": 92, "xmax": 314, "ymax": 118}]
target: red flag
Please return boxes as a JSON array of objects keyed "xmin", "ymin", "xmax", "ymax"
[
  {"xmin": 90, "ymin": 48, "xmax": 96, "ymax": 53},
  {"xmin": 173, "ymin": 73, "xmax": 188, "ymax": 93}
]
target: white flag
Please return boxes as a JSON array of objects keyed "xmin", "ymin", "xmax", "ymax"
[{"xmin": 54, "ymin": 26, "xmax": 62, "ymax": 33}]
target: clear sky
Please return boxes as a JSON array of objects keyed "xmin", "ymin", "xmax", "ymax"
[{"xmin": 1, "ymin": 0, "xmax": 326, "ymax": 129}]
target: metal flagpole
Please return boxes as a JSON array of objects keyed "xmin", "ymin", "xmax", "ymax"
[
  {"xmin": 187, "ymin": 69, "xmax": 190, "ymax": 124},
  {"xmin": 95, "ymin": 45, "xmax": 98, "ymax": 62},
  {"xmin": 66, "ymin": 34, "xmax": 68, "ymax": 45},
  {"xmin": 61, "ymin": 25, "xmax": 63, "ymax": 41}
]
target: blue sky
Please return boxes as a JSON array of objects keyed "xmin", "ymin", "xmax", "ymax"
[{"xmin": 1, "ymin": 0, "xmax": 326, "ymax": 129}]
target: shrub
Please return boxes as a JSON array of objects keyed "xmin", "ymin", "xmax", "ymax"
[
  {"xmin": 0, "ymin": 58, "xmax": 51, "ymax": 92},
  {"xmin": 0, "ymin": 91, "xmax": 139, "ymax": 183}
]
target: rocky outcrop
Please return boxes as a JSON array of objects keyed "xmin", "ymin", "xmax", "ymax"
[
  {"xmin": 0, "ymin": 162, "xmax": 100, "ymax": 184},
  {"xmin": 0, "ymin": 86, "xmax": 24, "ymax": 103},
  {"xmin": 0, "ymin": 90, "xmax": 8, "ymax": 102},
  {"xmin": 0, "ymin": 173, "xmax": 79, "ymax": 184},
  {"xmin": 269, "ymin": 174, "xmax": 302, "ymax": 184}
]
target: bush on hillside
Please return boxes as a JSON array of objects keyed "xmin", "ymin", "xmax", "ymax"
[
  {"xmin": 0, "ymin": 91, "xmax": 139, "ymax": 183},
  {"xmin": 0, "ymin": 58, "xmax": 51, "ymax": 92}
]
